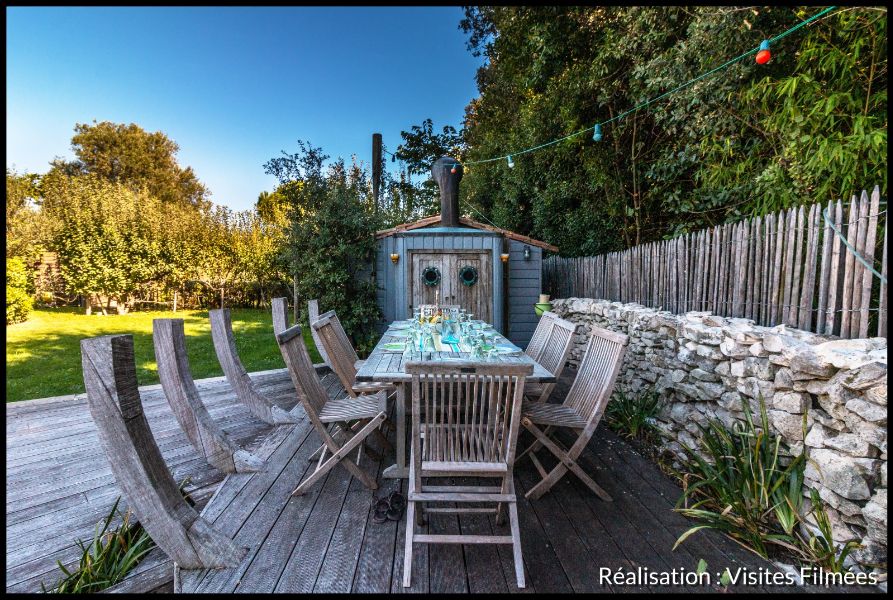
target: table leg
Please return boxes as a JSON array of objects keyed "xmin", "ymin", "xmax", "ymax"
[{"xmin": 382, "ymin": 383, "xmax": 408, "ymax": 479}]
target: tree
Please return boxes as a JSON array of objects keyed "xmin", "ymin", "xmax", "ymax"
[
  {"xmin": 41, "ymin": 172, "xmax": 169, "ymax": 313},
  {"xmin": 50, "ymin": 121, "xmax": 210, "ymax": 208},
  {"xmin": 264, "ymin": 141, "xmax": 381, "ymax": 354},
  {"xmin": 457, "ymin": 6, "xmax": 887, "ymax": 253},
  {"xmin": 6, "ymin": 169, "xmax": 44, "ymax": 263}
]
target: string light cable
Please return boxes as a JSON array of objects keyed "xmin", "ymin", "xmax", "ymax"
[
  {"xmin": 453, "ymin": 5, "xmax": 838, "ymax": 169},
  {"xmin": 822, "ymin": 205, "xmax": 887, "ymax": 284}
]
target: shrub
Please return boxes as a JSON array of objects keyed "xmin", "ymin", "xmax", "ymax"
[
  {"xmin": 6, "ymin": 257, "xmax": 33, "ymax": 324},
  {"xmin": 604, "ymin": 387, "xmax": 662, "ymax": 443},
  {"xmin": 672, "ymin": 395, "xmax": 861, "ymax": 571}
]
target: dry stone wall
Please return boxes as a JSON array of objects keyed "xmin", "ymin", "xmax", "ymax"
[{"xmin": 551, "ymin": 298, "xmax": 887, "ymax": 571}]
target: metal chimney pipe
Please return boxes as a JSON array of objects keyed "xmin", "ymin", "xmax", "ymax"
[{"xmin": 431, "ymin": 156, "xmax": 463, "ymax": 227}]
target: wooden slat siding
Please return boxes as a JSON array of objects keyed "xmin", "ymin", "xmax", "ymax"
[
  {"xmin": 840, "ymin": 196, "xmax": 859, "ymax": 338},
  {"xmin": 850, "ymin": 193, "xmax": 868, "ymax": 336},
  {"xmin": 508, "ymin": 240, "xmax": 542, "ymax": 348},
  {"xmin": 799, "ymin": 205, "xmax": 819, "ymax": 331},
  {"xmin": 858, "ymin": 188, "xmax": 879, "ymax": 338},
  {"xmin": 879, "ymin": 208, "xmax": 888, "ymax": 337}
]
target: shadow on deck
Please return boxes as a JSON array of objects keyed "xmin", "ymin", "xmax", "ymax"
[{"xmin": 6, "ymin": 369, "xmax": 872, "ymax": 593}]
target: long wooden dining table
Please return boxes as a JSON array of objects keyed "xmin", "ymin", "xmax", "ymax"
[{"xmin": 355, "ymin": 319, "xmax": 556, "ymax": 479}]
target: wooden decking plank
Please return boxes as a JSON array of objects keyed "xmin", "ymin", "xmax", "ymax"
[
  {"xmin": 390, "ymin": 479, "xmax": 430, "ymax": 593},
  {"xmin": 193, "ymin": 424, "xmax": 317, "ymax": 593},
  {"xmin": 426, "ymin": 494, "xmax": 469, "ymax": 593},
  {"xmin": 514, "ymin": 462, "xmax": 613, "ymax": 593},
  {"xmin": 458, "ymin": 508, "xmax": 510, "ymax": 593},
  {"xmin": 351, "ymin": 420, "xmax": 402, "ymax": 593},
  {"xmin": 271, "ymin": 461, "xmax": 354, "ymax": 593},
  {"xmin": 313, "ymin": 455, "xmax": 383, "ymax": 593}
]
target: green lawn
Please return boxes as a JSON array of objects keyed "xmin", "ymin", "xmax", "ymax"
[{"xmin": 6, "ymin": 307, "xmax": 322, "ymax": 403}]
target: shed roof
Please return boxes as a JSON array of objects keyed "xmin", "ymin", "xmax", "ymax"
[{"xmin": 375, "ymin": 214, "xmax": 558, "ymax": 253}]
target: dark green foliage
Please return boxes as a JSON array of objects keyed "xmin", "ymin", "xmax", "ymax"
[
  {"xmin": 604, "ymin": 387, "xmax": 662, "ymax": 442},
  {"xmin": 265, "ymin": 141, "xmax": 381, "ymax": 355},
  {"xmin": 6, "ymin": 257, "xmax": 34, "ymax": 324},
  {"xmin": 672, "ymin": 395, "xmax": 861, "ymax": 571},
  {"xmin": 457, "ymin": 6, "xmax": 886, "ymax": 253}
]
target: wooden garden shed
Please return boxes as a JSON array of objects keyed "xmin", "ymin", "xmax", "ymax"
[{"xmin": 373, "ymin": 156, "xmax": 557, "ymax": 347}]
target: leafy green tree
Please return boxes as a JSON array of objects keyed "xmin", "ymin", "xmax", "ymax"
[
  {"xmin": 392, "ymin": 119, "xmax": 467, "ymax": 220},
  {"xmin": 50, "ymin": 121, "xmax": 210, "ymax": 208},
  {"xmin": 6, "ymin": 257, "xmax": 34, "ymax": 324},
  {"xmin": 41, "ymin": 172, "xmax": 168, "ymax": 313},
  {"xmin": 264, "ymin": 141, "xmax": 381, "ymax": 354},
  {"xmin": 457, "ymin": 6, "xmax": 886, "ymax": 253},
  {"xmin": 6, "ymin": 169, "xmax": 45, "ymax": 263}
]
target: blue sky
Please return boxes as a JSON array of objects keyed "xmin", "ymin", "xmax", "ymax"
[{"xmin": 6, "ymin": 7, "xmax": 485, "ymax": 211}]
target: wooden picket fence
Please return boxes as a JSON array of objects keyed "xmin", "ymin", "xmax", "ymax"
[{"xmin": 543, "ymin": 186, "xmax": 887, "ymax": 339}]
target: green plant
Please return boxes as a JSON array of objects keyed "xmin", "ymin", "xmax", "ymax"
[
  {"xmin": 41, "ymin": 479, "xmax": 195, "ymax": 593},
  {"xmin": 40, "ymin": 496, "xmax": 154, "ymax": 593},
  {"xmin": 801, "ymin": 488, "xmax": 862, "ymax": 574},
  {"xmin": 604, "ymin": 387, "xmax": 662, "ymax": 442},
  {"xmin": 672, "ymin": 395, "xmax": 807, "ymax": 558},
  {"xmin": 7, "ymin": 257, "xmax": 34, "ymax": 324},
  {"xmin": 672, "ymin": 396, "xmax": 863, "ymax": 573}
]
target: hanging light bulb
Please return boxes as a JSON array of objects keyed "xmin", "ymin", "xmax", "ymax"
[
  {"xmin": 593, "ymin": 124, "xmax": 603, "ymax": 142},
  {"xmin": 755, "ymin": 40, "xmax": 771, "ymax": 65},
  {"xmin": 391, "ymin": 154, "xmax": 396, "ymax": 162},
  {"xmin": 507, "ymin": 155, "xmax": 515, "ymax": 168},
  {"xmin": 450, "ymin": 163, "xmax": 458, "ymax": 174}
]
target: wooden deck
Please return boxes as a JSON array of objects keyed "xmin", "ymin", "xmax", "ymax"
[{"xmin": 6, "ymin": 368, "xmax": 869, "ymax": 593}]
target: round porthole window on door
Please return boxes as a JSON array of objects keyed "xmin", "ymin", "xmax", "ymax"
[
  {"xmin": 458, "ymin": 265, "xmax": 479, "ymax": 287},
  {"xmin": 422, "ymin": 266, "xmax": 441, "ymax": 287}
]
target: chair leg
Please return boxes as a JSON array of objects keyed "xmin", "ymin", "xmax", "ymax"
[
  {"xmin": 508, "ymin": 500, "xmax": 525, "ymax": 589},
  {"xmin": 403, "ymin": 487, "xmax": 416, "ymax": 587}
]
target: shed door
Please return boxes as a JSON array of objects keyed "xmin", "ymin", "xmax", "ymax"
[{"xmin": 410, "ymin": 252, "xmax": 492, "ymax": 323}]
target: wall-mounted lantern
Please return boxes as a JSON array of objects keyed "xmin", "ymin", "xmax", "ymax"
[
  {"xmin": 500, "ymin": 253, "xmax": 510, "ymax": 263},
  {"xmin": 390, "ymin": 253, "xmax": 399, "ymax": 265},
  {"xmin": 523, "ymin": 246, "xmax": 531, "ymax": 261}
]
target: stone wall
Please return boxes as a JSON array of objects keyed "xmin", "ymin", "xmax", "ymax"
[{"xmin": 551, "ymin": 298, "xmax": 887, "ymax": 572}]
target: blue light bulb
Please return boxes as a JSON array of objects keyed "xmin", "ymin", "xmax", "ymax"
[
  {"xmin": 507, "ymin": 155, "xmax": 515, "ymax": 168},
  {"xmin": 593, "ymin": 124, "xmax": 603, "ymax": 142}
]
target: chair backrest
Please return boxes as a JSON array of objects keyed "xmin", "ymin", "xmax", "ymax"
[
  {"xmin": 405, "ymin": 361, "xmax": 532, "ymax": 466},
  {"xmin": 311, "ymin": 310, "xmax": 360, "ymax": 394},
  {"xmin": 275, "ymin": 324, "xmax": 329, "ymax": 427},
  {"xmin": 306, "ymin": 299, "xmax": 332, "ymax": 368},
  {"xmin": 524, "ymin": 311, "xmax": 559, "ymax": 360},
  {"xmin": 524, "ymin": 312, "xmax": 576, "ymax": 378},
  {"xmin": 564, "ymin": 326, "xmax": 629, "ymax": 430}
]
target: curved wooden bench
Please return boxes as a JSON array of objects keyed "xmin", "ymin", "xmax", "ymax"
[
  {"xmin": 209, "ymin": 308, "xmax": 300, "ymax": 425},
  {"xmin": 80, "ymin": 334, "xmax": 246, "ymax": 570},
  {"xmin": 153, "ymin": 318, "xmax": 264, "ymax": 473}
]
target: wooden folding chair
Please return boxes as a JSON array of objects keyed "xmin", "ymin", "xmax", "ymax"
[
  {"xmin": 522, "ymin": 311, "xmax": 576, "ymax": 403},
  {"xmin": 306, "ymin": 299, "xmax": 332, "ymax": 368},
  {"xmin": 275, "ymin": 323, "xmax": 389, "ymax": 495},
  {"xmin": 518, "ymin": 326, "xmax": 628, "ymax": 501},
  {"xmin": 403, "ymin": 360, "xmax": 532, "ymax": 589},
  {"xmin": 311, "ymin": 310, "xmax": 395, "ymax": 398}
]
